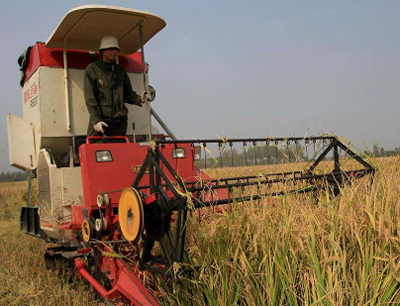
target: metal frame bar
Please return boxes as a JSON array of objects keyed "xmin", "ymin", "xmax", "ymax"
[
  {"xmin": 131, "ymin": 146, "xmax": 190, "ymax": 280},
  {"xmin": 186, "ymin": 168, "xmax": 373, "ymax": 193},
  {"xmin": 60, "ymin": 15, "xmax": 89, "ymax": 131},
  {"xmin": 63, "ymin": 40, "xmax": 71, "ymax": 131},
  {"xmin": 156, "ymin": 136, "xmax": 336, "ymax": 145},
  {"xmin": 151, "ymin": 108, "xmax": 177, "ymax": 140},
  {"xmin": 139, "ymin": 25, "xmax": 152, "ymax": 142}
]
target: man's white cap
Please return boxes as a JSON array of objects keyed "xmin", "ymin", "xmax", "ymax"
[{"xmin": 99, "ymin": 36, "xmax": 121, "ymax": 52}]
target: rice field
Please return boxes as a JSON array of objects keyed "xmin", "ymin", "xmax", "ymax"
[
  {"xmin": 1, "ymin": 156, "xmax": 400, "ymax": 305},
  {"xmin": 0, "ymin": 181, "xmax": 99, "ymax": 305}
]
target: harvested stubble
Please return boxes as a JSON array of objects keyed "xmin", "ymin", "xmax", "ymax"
[{"xmin": 1, "ymin": 156, "xmax": 400, "ymax": 305}]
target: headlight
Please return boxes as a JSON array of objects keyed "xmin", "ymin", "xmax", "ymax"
[
  {"xmin": 172, "ymin": 148, "xmax": 186, "ymax": 159},
  {"xmin": 96, "ymin": 150, "xmax": 113, "ymax": 162}
]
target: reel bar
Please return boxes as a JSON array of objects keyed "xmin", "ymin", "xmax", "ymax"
[
  {"xmin": 134, "ymin": 170, "xmax": 305, "ymax": 190},
  {"xmin": 133, "ymin": 169, "xmax": 375, "ymax": 192},
  {"xmin": 156, "ymin": 136, "xmax": 335, "ymax": 145},
  {"xmin": 187, "ymin": 168, "xmax": 374, "ymax": 193},
  {"xmin": 187, "ymin": 170, "xmax": 305, "ymax": 185},
  {"xmin": 156, "ymin": 136, "xmax": 373, "ymax": 173},
  {"xmin": 194, "ymin": 185, "xmax": 319, "ymax": 208},
  {"xmin": 193, "ymin": 169, "xmax": 374, "ymax": 209}
]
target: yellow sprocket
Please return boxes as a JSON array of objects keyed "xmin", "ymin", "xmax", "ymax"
[
  {"xmin": 118, "ymin": 188, "xmax": 144, "ymax": 242},
  {"xmin": 81, "ymin": 218, "xmax": 91, "ymax": 243}
]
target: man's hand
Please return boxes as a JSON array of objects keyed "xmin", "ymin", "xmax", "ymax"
[
  {"xmin": 93, "ymin": 121, "xmax": 108, "ymax": 133},
  {"xmin": 141, "ymin": 91, "xmax": 152, "ymax": 103},
  {"xmin": 141, "ymin": 86, "xmax": 156, "ymax": 103}
]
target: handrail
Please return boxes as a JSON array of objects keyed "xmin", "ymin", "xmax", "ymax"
[{"xmin": 86, "ymin": 136, "xmax": 130, "ymax": 144}]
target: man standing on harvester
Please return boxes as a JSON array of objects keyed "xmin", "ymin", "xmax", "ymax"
[{"xmin": 84, "ymin": 36, "xmax": 151, "ymax": 136}]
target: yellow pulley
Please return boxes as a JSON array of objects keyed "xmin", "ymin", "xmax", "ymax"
[
  {"xmin": 118, "ymin": 188, "xmax": 144, "ymax": 242},
  {"xmin": 81, "ymin": 218, "xmax": 91, "ymax": 243}
]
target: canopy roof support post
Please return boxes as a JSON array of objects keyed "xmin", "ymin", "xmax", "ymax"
[
  {"xmin": 139, "ymin": 25, "xmax": 152, "ymax": 142},
  {"xmin": 63, "ymin": 39, "xmax": 71, "ymax": 131},
  {"xmin": 60, "ymin": 14, "xmax": 90, "ymax": 132}
]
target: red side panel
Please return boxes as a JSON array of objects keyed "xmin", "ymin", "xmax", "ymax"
[
  {"xmin": 78, "ymin": 142, "xmax": 203, "ymax": 208},
  {"xmin": 79, "ymin": 142, "xmax": 149, "ymax": 208},
  {"xmin": 24, "ymin": 42, "xmax": 143, "ymax": 82}
]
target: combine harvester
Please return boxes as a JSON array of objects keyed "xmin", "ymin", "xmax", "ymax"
[{"xmin": 7, "ymin": 5, "xmax": 375, "ymax": 306}]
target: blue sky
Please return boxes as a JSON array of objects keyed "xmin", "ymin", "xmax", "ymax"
[{"xmin": 1, "ymin": 0, "xmax": 399, "ymax": 172}]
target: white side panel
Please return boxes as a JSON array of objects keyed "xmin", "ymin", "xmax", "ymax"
[
  {"xmin": 69, "ymin": 69, "xmax": 90, "ymax": 135},
  {"xmin": 38, "ymin": 149, "xmax": 61, "ymax": 240},
  {"xmin": 60, "ymin": 167, "xmax": 84, "ymax": 217},
  {"xmin": 39, "ymin": 67, "xmax": 70, "ymax": 137},
  {"xmin": 22, "ymin": 71, "xmax": 41, "ymax": 127},
  {"xmin": 6, "ymin": 114, "xmax": 37, "ymax": 170},
  {"xmin": 40, "ymin": 67, "xmax": 90, "ymax": 136}
]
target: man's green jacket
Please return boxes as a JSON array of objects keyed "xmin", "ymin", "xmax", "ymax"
[{"xmin": 84, "ymin": 60, "xmax": 142, "ymax": 124}]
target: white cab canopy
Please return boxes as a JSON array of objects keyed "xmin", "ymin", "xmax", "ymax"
[{"xmin": 46, "ymin": 5, "xmax": 166, "ymax": 54}]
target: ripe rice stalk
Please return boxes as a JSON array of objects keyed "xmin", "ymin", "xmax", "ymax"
[{"xmin": 2, "ymin": 156, "xmax": 400, "ymax": 305}]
